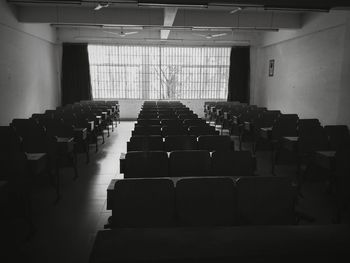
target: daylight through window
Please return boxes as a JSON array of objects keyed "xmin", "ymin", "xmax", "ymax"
[{"xmin": 88, "ymin": 45, "xmax": 230, "ymax": 100}]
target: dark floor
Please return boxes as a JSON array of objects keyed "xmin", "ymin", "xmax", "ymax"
[{"xmin": 4, "ymin": 121, "xmax": 340, "ymax": 263}]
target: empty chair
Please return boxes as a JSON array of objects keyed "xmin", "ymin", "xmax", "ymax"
[
  {"xmin": 124, "ymin": 151, "xmax": 168, "ymax": 178},
  {"xmin": 138, "ymin": 113, "xmax": 158, "ymax": 119},
  {"xmin": 297, "ymin": 119, "xmax": 321, "ymax": 134},
  {"xmin": 178, "ymin": 113, "xmax": 198, "ymax": 120},
  {"xmin": 298, "ymin": 126, "xmax": 329, "ymax": 155},
  {"xmin": 158, "ymin": 113, "xmax": 177, "ymax": 119},
  {"xmin": 198, "ymin": 135, "xmax": 233, "ymax": 151},
  {"xmin": 334, "ymin": 148, "xmax": 350, "ymax": 223},
  {"xmin": 11, "ymin": 119, "xmax": 48, "ymax": 154},
  {"xmin": 211, "ymin": 151, "xmax": 254, "ymax": 177},
  {"xmin": 256, "ymin": 110, "xmax": 281, "ymax": 130},
  {"xmin": 324, "ymin": 125, "xmax": 350, "ymax": 150},
  {"xmin": 162, "ymin": 126, "xmax": 188, "ymax": 137},
  {"xmin": 161, "ymin": 119, "xmax": 183, "ymax": 127},
  {"xmin": 270, "ymin": 114, "xmax": 299, "ymax": 142},
  {"xmin": 112, "ymin": 179, "xmax": 175, "ymax": 227},
  {"xmin": 127, "ymin": 135, "xmax": 164, "ymax": 151},
  {"xmin": 176, "ymin": 177, "xmax": 236, "ymax": 226},
  {"xmin": 164, "ymin": 135, "xmax": 197, "ymax": 151},
  {"xmin": 236, "ymin": 176, "xmax": 296, "ymax": 225},
  {"xmin": 188, "ymin": 125, "xmax": 219, "ymax": 136},
  {"xmin": 183, "ymin": 119, "xmax": 206, "ymax": 127},
  {"xmin": 169, "ymin": 150, "xmax": 211, "ymax": 177},
  {"xmin": 132, "ymin": 125, "xmax": 162, "ymax": 136},
  {"xmin": 137, "ymin": 119, "xmax": 161, "ymax": 126}
]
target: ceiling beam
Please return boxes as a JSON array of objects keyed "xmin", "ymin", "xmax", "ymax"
[
  {"xmin": 161, "ymin": 7, "xmax": 177, "ymax": 39},
  {"xmin": 17, "ymin": 6, "xmax": 301, "ymax": 30}
]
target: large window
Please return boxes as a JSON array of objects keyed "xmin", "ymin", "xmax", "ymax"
[{"xmin": 88, "ymin": 45, "xmax": 230, "ymax": 100}]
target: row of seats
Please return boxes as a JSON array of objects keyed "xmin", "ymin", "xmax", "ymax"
[
  {"xmin": 1, "ymin": 100, "xmax": 119, "ymax": 203},
  {"xmin": 131, "ymin": 124, "xmax": 219, "ymax": 136},
  {"xmin": 110, "ymin": 176, "xmax": 297, "ymax": 227},
  {"xmin": 127, "ymin": 135, "xmax": 234, "ymax": 152},
  {"xmin": 205, "ymin": 101, "xmax": 350, "ymax": 222},
  {"xmin": 123, "ymin": 150, "xmax": 254, "ymax": 178}
]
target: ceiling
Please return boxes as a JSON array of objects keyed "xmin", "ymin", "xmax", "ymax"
[{"xmin": 8, "ymin": 0, "xmax": 350, "ymax": 46}]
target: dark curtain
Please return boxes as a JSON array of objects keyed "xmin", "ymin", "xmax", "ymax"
[
  {"xmin": 61, "ymin": 43, "xmax": 92, "ymax": 106},
  {"xmin": 227, "ymin": 46, "xmax": 250, "ymax": 103}
]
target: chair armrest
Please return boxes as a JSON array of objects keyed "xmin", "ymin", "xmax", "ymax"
[{"xmin": 120, "ymin": 153, "xmax": 126, "ymax": 174}]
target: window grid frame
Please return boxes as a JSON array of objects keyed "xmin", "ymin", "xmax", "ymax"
[{"xmin": 88, "ymin": 45, "xmax": 230, "ymax": 100}]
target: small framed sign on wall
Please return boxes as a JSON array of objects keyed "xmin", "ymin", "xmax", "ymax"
[{"xmin": 269, "ymin": 59, "xmax": 275, "ymax": 77}]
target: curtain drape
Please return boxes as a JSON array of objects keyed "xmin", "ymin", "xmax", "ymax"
[
  {"xmin": 227, "ymin": 46, "xmax": 250, "ymax": 103},
  {"xmin": 61, "ymin": 43, "xmax": 92, "ymax": 106}
]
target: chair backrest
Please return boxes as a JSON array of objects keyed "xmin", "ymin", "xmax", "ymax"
[
  {"xmin": 127, "ymin": 135, "xmax": 164, "ymax": 151},
  {"xmin": 11, "ymin": 118, "xmax": 45, "ymax": 137},
  {"xmin": 164, "ymin": 135, "xmax": 197, "ymax": 151},
  {"xmin": 198, "ymin": 135, "xmax": 232, "ymax": 151},
  {"xmin": 183, "ymin": 119, "xmax": 206, "ymax": 127},
  {"xmin": 132, "ymin": 125, "xmax": 162, "ymax": 136},
  {"xmin": 112, "ymin": 179, "xmax": 176, "ymax": 227},
  {"xmin": 256, "ymin": 110, "xmax": 281, "ymax": 129},
  {"xmin": 188, "ymin": 126, "xmax": 219, "ymax": 136},
  {"xmin": 335, "ymin": 148, "xmax": 350, "ymax": 212},
  {"xmin": 297, "ymin": 119, "xmax": 320, "ymax": 134},
  {"xmin": 271, "ymin": 114, "xmax": 299, "ymax": 140},
  {"xmin": 298, "ymin": 126, "xmax": 329, "ymax": 153},
  {"xmin": 162, "ymin": 126, "xmax": 188, "ymax": 137},
  {"xmin": 211, "ymin": 151, "xmax": 254, "ymax": 177},
  {"xmin": 158, "ymin": 113, "xmax": 177, "ymax": 120},
  {"xmin": 178, "ymin": 113, "xmax": 198, "ymax": 120},
  {"xmin": 124, "ymin": 151, "xmax": 169, "ymax": 178},
  {"xmin": 324, "ymin": 125, "xmax": 350, "ymax": 150},
  {"xmin": 169, "ymin": 150, "xmax": 211, "ymax": 177},
  {"xmin": 137, "ymin": 119, "xmax": 161, "ymax": 126},
  {"xmin": 161, "ymin": 119, "xmax": 183, "ymax": 127},
  {"xmin": 176, "ymin": 177, "xmax": 236, "ymax": 226},
  {"xmin": 138, "ymin": 113, "xmax": 158, "ymax": 119},
  {"xmin": 236, "ymin": 176, "xmax": 296, "ymax": 225}
]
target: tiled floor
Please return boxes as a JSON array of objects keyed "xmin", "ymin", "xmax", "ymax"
[
  {"xmin": 4, "ymin": 121, "xmax": 133, "ymax": 263},
  {"xmin": 4, "ymin": 121, "xmax": 341, "ymax": 262}
]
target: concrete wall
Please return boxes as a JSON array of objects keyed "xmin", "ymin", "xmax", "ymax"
[
  {"xmin": 0, "ymin": 0, "xmax": 59, "ymax": 125},
  {"xmin": 251, "ymin": 11, "xmax": 350, "ymax": 126}
]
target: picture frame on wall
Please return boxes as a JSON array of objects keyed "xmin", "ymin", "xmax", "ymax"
[{"xmin": 269, "ymin": 59, "xmax": 275, "ymax": 77}]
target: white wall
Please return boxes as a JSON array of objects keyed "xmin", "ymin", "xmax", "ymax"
[
  {"xmin": 251, "ymin": 11, "xmax": 350, "ymax": 126},
  {"xmin": 0, "ymin": 0, "xmax": 59, "ymax": 125}
]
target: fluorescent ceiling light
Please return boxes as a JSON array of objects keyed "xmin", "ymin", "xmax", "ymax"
[
  {"xmin": 138, "ymin": 3, "xmax": 208, "ymax": 9},
  {"xmin": 51, "ymin": 23, "xmax": 104, "ymax": 28},
  {"xmin": 103, "ymin": 25, "xmax": 144, "ymax": 30},
  {"xmin": 233, "ymin": 27, "xmax": 279, "ymax": 32},
  {"xmin": 208, "ymin": 2, "xmax": 263, "ymax": 8},
  {"xmin": 264, "ymin": 7, "xmax": 330, "ymax": 12},
  {"xmin": 145, "ymin": 38, "xmax": 183, "ymax": 42},
  {"xmin": 143, "ymin": 25, "xmax": 192, "ymax": 30},
  {"xmin": 94, "ymin": 2, "xmax": 109, "ymax": 10},
  {"xmin": 229, "ymin": 7, "xmax": 242, "ymax": 14},
  {"xmin": 192, "ymin": 27, "xmax": 233, "ymax": 32},
  {"xmin": 8, "ymin": 0, "xmax": 81, "ymax": 4}
]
